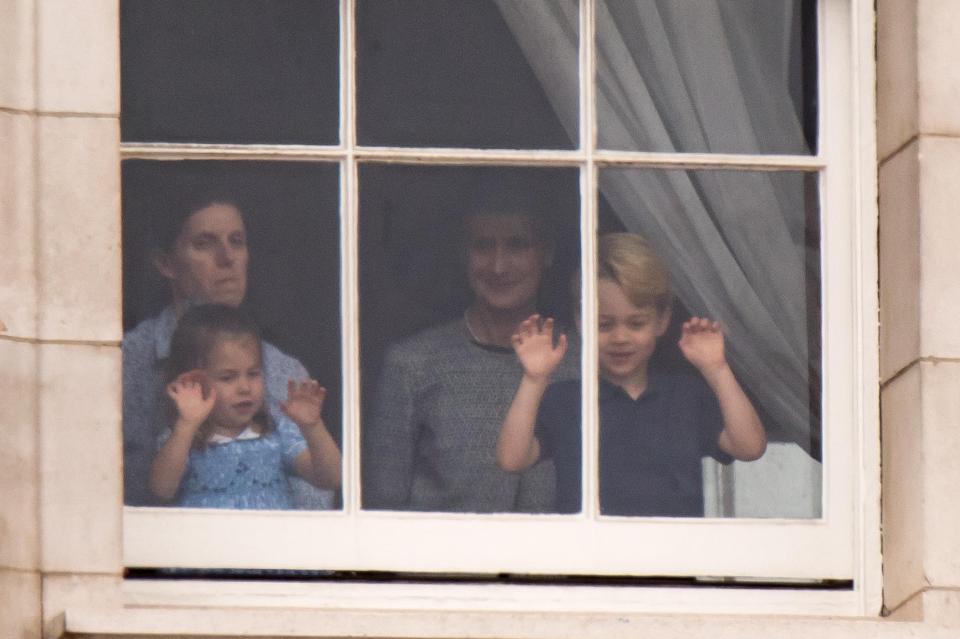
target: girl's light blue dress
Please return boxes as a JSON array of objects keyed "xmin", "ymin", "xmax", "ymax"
[{"xmin": 163, "ymin": 418, "xmax": 307, "ymax": 510}]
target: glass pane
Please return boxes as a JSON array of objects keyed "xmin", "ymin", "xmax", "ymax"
[
  {"xmin": 121, "ymin": 0, "xmax": 339, "ymax": 144},
  {"xmin": 121, "ymin": 160, "xmax": 342, "ymax": 511},
  {"xmin": 357, "ymin": 0, "xmax": 578, "ymax": 149},
  {"xmin": 586, "ymin": 168, "xmax": 821, "ymax": 518},
  {"xmin": 595, "ymin": 0, "xmax": 818, "ymax": 154},
  {"xmin": 359, "ymin": 165, "xmax": 581, "ymax": 513}
]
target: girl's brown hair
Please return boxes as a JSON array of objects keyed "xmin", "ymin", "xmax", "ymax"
[{"xmin": 164, "ymin": 304, "xmax": 272, "ymax": 449}]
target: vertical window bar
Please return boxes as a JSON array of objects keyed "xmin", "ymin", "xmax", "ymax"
[
  {"xmin": 341, "ymin": 0, "xmax": 361, "ymax": 513},
  {"xmin": 580, "ymin": 0, "xmax": 600, "ymax": 519},
  {"xmin": 815, "ymin": 0, "xmax": 829, "ymax": 525},
  {"xmin": 342, "ymin": 0, "xmax": 357, "ymax": 151}
]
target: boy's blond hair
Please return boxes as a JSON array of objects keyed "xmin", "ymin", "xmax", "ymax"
[{"xmin": 592, "ymin": 232, "xmax": 673, "ymax": 313}]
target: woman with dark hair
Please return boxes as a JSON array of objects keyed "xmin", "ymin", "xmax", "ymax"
[
  {"xmin": 362, "ymin": 172, "xmax": 579, "ymax": 513},
  {"xmin": 122, "ymin": 186, "xmax": 335, "ymax": 509}
]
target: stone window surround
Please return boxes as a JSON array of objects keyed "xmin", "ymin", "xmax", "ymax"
[{"xmin": 4, "ymin": 0, "xmax": 960, "ymax": 637}]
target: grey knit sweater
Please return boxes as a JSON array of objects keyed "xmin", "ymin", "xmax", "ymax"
[{"xmin": 362, "ymin": 319, "xmax": 579, "ymax": 513}]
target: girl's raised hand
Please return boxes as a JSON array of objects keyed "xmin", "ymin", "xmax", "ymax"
[
  {"xmin": 166, "ymin": 369, "xmax": 215, "ymax": 429},
  {"xmin": 677, "ymin": 317, "xmax": 728, "ymax": 374},
  {"xmin": 281, "ymin": 379, "xmax": 326, "ymax": 431},
  {"xmin": 511, "ymin": 314, "xmax": 568, "ymax": 381}
]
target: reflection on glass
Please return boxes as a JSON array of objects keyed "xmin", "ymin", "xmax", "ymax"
[
  {"xmin": 593, "ymin": 168, "xmax": 822, "ymax": 518},
  {"xmin": 359, "ymin": 165, "xmax": 580, "ymax": 513},
  {"xmin": 121, "ymin": 0, "xmax": 339, "ymax": 144},
  {"xmin": 595, "ymin": 0, "xmax": 817, "ymax": 153},
  {"xmin": 357, "ymin": 0, "xmax": 577, "ymax": 149},
  {"xmin": 121, "ymin": 161, "xmax": 342, "ymax": 510}
]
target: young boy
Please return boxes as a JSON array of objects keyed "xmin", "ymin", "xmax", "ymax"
[{"xmin": 496, "ymin": 233, "xmax": 766, "ymax": 516}]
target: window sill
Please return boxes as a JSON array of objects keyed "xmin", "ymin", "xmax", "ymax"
[{"xmin": 59, "ymin": 579, "xmax": 945, "ymax": 639}]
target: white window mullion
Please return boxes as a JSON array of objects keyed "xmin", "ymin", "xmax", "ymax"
[
  {"xmin": 340, "ymin": 156, "xmax": 360, "ymax": 514},
  {"xmin": 341, "ymin": 0, "xmax": 355, "ymax": 152},
  {"xmin": 579, "ymin": 0, "xmax": 599, "ymax": 519},
  {"xmin": 579, "ymin": 165, "xmax": 600, "ymax": 519},
  {"xmin": 341, "ymin": 0, "xmax": 361, "ymax": 513}
]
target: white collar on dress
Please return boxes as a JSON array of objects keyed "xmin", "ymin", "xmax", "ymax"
[{"xmin": 207, "ymin": 425, "xmax": 261, "ymax": 444}]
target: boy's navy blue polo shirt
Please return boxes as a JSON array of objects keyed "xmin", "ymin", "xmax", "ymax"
[{"xmin": 536, "ymin": 369, "xmax": 731, "ymax": 517}]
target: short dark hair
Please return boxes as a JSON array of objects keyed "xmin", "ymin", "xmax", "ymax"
[
  {"xmin": 150, "ymin": 179, "xmax": 245, "ymax": 253},
  {"xmin": 458, "ymin": 167, "xmax": 564, "ymax": 250}
]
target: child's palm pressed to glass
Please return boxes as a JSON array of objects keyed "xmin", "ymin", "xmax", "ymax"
[
  {"xmin": 150, "ymin": 308, "xmax": 341, "ymax": 507},
  {"xmin": 497, "ymin": 233, "xmax": 767, "ymax": 515}
]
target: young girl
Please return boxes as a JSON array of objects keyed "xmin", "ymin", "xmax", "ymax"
[{"xmin": 150, "ymin": 304, "xmax": 341, "ymax": 509}]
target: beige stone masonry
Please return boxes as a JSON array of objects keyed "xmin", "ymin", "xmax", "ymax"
[
  {"xmin": 877, "ymin": 0, "xmax": 918, "ymax": 159},
  {"xmin": 35, "ymin": 0, "xmax": 118, "ymax": 115},
  {"xmin": 919, "ymin": 360, "xmax": 960, "ymax": 587},
  {"xmin": 0, "ymin": 111, "xmax": 38, "ymax": 340},
  {"xmin": 917, "ymin": 137, "xmax": 960, "ymax": 358},
  {"xmin": 879, "ymin": 139, "xmax": 919, "ymax": 382},
  {"xmin": 41, "ymin": 574, "xmax": 123, "ymax": 639},
  {"xmin": 917, "ymin": 0, "xmax": 960, "ymax": 138},
  {"xmin": 0, "ymin": 0, "xmax": 35, "ymax": 112},
  {"xmin": 916, "ymin": 590, "xmax": 960, "ymax": 626},
  {"xmin": 38, "ymin": 342, "xmax": 122, "ymax": 575},
  {"xmin": 60, "ymin": 605, "xmax": 960, "ymax": 639},
  {"xmin": 36, "ymin": 115, "xmax": 121, "ymax": 343},
  {"xmin": 881, "ymin": 363, "xmax": 924, "ymax": 610},
  {"xmin": 0, "ymin": 569, "xmax": 41, "ymax": 639},
  {"xmin": 879, "ymin": 0, "xmax": 960, "ymax": 158},
  {"xmin": 0, "ymin": 339, "xmax": 39, "ymax": 572},
  {"xmin": 0, "ymin": 6, "xmax": 42, "ymax": 639},
  {"xmin": 880, "ymin": 358, "xmax": 960, "ymax": 609},
  {"xmin": 877, "ymin": 0, "xmax": 960, "ymax": 617}
]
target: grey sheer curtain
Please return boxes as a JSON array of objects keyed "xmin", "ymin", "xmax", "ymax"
[{"xmin": 495, "ymin": 0, "xmax": 818, "ymax": 455}]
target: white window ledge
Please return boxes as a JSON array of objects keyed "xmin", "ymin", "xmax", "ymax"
[{"xmin": 60, "ymin": 580, "xmax": 955, "ymax": 639}]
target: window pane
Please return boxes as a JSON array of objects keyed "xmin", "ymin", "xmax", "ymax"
[
  {"xmin": 121, "ymin": 160, "xmax": 342, "ymax": 510},
  {"xmin": 590, "ymin": 168, "xmax": 821, "ymax": 518},
  {"xmin": 358, "ymin": 165, "xmax": 581, "ymax": 513},
  {"xmin": 357, "ymin": 0, "xmax": 578, "ymax": 149},
  {"xmin": 595, "ymin": 0, "xmax": 818, "ymax": 154},
  {"xmin": 121, "ymin": 0, "xmax": 339, "ymax": 144}
]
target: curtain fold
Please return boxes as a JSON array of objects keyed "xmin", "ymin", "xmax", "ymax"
[{"xmin": 495, "ymin": 0, "xmax": 818, "ymax": 454}]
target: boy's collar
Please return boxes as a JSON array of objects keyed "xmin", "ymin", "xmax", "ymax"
[{"xmin": 599, "ymin": 368, "xmax": 663, "ymax": 401}]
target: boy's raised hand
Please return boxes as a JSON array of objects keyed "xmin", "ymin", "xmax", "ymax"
[
  {"xmin": 166, "ymin": 370, "xmax": 215, "ymax": 430},
  {"xmin": 512, "ymin": 314, "xmax": 568, "ymax": 381},
  {"xmin": 678, "ymin": 317, "xmax": 728, "ymax": 374},
  {"xmin": 282, "ymin": 379, "xmax": 327, "ymax": 432}
]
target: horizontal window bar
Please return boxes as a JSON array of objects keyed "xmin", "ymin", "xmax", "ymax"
[{"xmin": 121, "ymin": 142, "xmax": 824, "ymax": 171}]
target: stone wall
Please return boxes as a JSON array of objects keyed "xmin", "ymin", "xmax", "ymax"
[
  {"xmin": 0, "ymin": 2, "xmax": 122, "ymax": 637},
  {"xmin": 879, "ymin": 0, "xmax": 960, "ymax": 622}
]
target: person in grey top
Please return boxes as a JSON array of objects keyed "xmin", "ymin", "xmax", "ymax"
[
  {"xmin": 363, "ymin": 196, "xmax": 578, "ymax": 514},
  {"xmin": 122, "ymin": 187, "xmax": 335, "ymax": 509}
]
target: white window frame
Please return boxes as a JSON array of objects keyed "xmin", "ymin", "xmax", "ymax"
[{"xmin": 119, "ymin": 0, "xmax": 880, "ymax": 617}]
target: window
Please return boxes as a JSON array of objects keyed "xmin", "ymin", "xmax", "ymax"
[{"xmin": 120, "ymin": 0, "xmax": 878, "ymax": 603}]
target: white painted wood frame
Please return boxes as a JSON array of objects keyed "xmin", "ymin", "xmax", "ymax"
[{"xmin": 121, "ymin": 0, "xmax": 880, "ymax": 617}]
